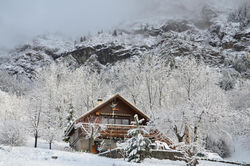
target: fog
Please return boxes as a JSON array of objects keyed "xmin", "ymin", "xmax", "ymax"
[{"xmin": 0, "ymin": 0, "xmax": 243, "ymax": 51}]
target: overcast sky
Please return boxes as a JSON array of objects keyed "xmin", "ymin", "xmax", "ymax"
[{"xmin": 0, "ymin": 0, "xmax": 242, "ymax": 51}]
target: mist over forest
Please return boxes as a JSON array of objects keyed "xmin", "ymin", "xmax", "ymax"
[{"xmin": 0, "ymin": 0, "xmax": 244, "ymax": 51}]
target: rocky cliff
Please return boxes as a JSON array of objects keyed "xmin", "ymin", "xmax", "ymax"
[{"xmin": 0, "ymin": 4, "xmax": 250, "ymax": 80}]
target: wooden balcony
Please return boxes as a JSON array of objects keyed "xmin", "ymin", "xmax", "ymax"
[
  {"xmin": 100, "ymin": 124, "xmax": 174, "ymax": 145},
  {"xmin": 100, "ymin": 124, "xmax": 136, "ymax": 138},
  {"xmin": 79, "ymin": 123, "xmax": 173, "ymax": 145},
  {"xmin": 79, "ymin": 123, "xmax": 152, "ymax": 139}
]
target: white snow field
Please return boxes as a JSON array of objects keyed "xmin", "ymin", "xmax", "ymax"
[
  {"xmin": 0, "ymin": 137, "xmax": 247, "ymax": 166},
  {"xmin": 0, "ymin": 145, "xmax": 241, "ymax": 166}
]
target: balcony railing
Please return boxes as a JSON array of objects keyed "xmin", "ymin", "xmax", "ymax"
[
  {"xmin": 79, "ymin": 123, "xmax": 152, "ymax": 138},
  {"xmin": 101, "ymin": 124, "xmax": 137, "ymax": 138},
  {"xmin": 78, "ymin": 123, "xmax": 173, "ymax": 145}
]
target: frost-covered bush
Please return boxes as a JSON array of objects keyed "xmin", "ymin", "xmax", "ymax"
[
  {"xmin": 219, "ymin": 70, "xmax": 236, "ymax": 91},
  {"xmin": 0, "ymin": 120, "xmax": 26, "ymax": 146},
  {"xmin": 225, "ymin": 54, "xmax": 250, "ymax": 75},
  {"xmin": 228, "ymin": 2, "xmax": 250, "ymax": 28},
  {"xmin": 124, "ymin": 114, "xmax": 151, "ymax": 163},
  {"xmin": 232, "ymin": 56, "xmax": 250, "ymax": 74},
  {"xmin": 0, "ymin": 70, "xmax": 28, "ymax": 95},
  {"xmin": 205, "ymin": 137, "xmax": 233, "ymax": 158}
]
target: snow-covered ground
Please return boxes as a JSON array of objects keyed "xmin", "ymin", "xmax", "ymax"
[
  {"xmin": 0, "ymin": 146, "xmax": 185, "ymax": 166},
  {"xmin": 0, "ymin": 137, "xmax": 248, "ymax": 166},
  {"xmin": 25, "ymin": 137, "xmax": 68, "ymax": 151},
  {"xmin": 0, "ymin": 144, "xmax": 244, "ymax": 166}
]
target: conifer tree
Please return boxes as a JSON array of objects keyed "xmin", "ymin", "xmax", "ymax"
[
  {"xmin": 124, "ymin": 114, "xmax": 151, "ymax": 163},
  {"xmin": 66, "ymin": 103, "xmax": 75, "ymax": 128}
]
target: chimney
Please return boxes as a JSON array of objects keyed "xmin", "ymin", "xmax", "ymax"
[{"xmin": 97, "ymin": 98, "xmax": 103, "ymax": 105}]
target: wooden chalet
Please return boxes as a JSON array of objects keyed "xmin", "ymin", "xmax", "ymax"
[{"xmin": 65, "ymin": 94, "xmax": 173, "ymax": 153}]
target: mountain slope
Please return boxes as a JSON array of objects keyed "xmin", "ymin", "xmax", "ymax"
[{"xmin": 0, "ymin": 4, "xmax": 250, "ymax": 80}]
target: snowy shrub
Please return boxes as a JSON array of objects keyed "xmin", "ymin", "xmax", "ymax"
[
  {"xmin": 219, "ymin": 77, "xmax": 234, "ymax": 91},
  {"xmin": 228, "ymin": 2, "xmax": 250, "ymax": 28},
  {"xmin": 124, "ymin": 114, "xmax": 151, "ymax": 163},
  {"xmin": 224, "ymin": 54, "xmax": 250, "ymax": 76},
  {"xmin": 205, "ymin": 137, "xmax": 233, "ymax": 158},
  {"xmin": 219, "ymin": 70, "xmax": 236, "ymax": 91},
  {"xmin": 232, "ymin": 56, "xmax": 250, "ymax": 74},
  {"xmin": 0, "ymin": 120, "xmax": 26, "ymax": 146},
  {"xmin": 0, "ymin": 70, "xmax": 28, "ymax": 95}
]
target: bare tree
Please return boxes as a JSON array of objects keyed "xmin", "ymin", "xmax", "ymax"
[
  {"xmin": 26, "ymin": 96, "xmax": 42, "ymax": 148},
  {"xmin": 75, "ymin": 116, "xmax": 106, "ymax": 152}
]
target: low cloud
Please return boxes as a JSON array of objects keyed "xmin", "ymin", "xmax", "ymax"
[{"xmin": 0, "ymin": 0, "xmax": 243, "ymax": 51}]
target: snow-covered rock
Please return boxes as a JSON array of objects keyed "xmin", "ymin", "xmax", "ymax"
[{"xmin": 0, "ymin": 2, "xmax": 249, "ymax": 81}]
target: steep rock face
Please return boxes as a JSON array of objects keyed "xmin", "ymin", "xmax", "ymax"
[
  {"xmin": 0, "ymin": 35, "xmax": 74, "ymax": 79},
  {"xmin": 1, "ymin": 5, "xmax": 250, "ymax": 80},
  {"xmin": 67, "ymin": 44, "xmax": 134, "ymax": 65},
  {"xmin": 161, "ymin": 20, "xmax": 191, "ymax": 33}
]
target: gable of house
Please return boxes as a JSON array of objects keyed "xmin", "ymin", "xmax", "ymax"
[{"xmin": 75, "ymin": 94, "xmax": 150, "ymax": 125}]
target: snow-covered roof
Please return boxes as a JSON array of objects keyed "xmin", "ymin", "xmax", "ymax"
[
  {"xmin": 75, "ymin": 94, "xmax": 151, "ymax": 123},
  {"xmin": 64, "ymin": 94, "xmax": 151, "ymax": 137}
]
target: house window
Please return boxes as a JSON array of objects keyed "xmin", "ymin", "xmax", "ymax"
[
  {"xmin": 102, "ymin": 117, "xmax": 130, "ymax": 125},
  {"xmin": 116, "ymin": 119, "xmax": 122, "ymax": 124},
  {"xmin": 122, "ymin": 119, "xmax": 129, "ymax": 125},
  {"xmin": 109, "ymin": 118, "xmax": 114, "ymax": 124},
  {"xmin": 102, "ymin": 118, "xmax": 108, "ymax": 124}
]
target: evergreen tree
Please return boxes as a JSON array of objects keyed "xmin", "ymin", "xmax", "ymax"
[
  {"xmin": 63, "ymin": 103, "xmax": 75, "ymax": 142},
  {"xmin": 112, "ymin": 29, "xmax": 118, "ymax": 36},
  {"xmin": 124, "ymin": 114, "xmax": 151, "ymax": 163},
  {"xmin": 66, "ymin": 103, "xmax": 75, "ymax": 128}
]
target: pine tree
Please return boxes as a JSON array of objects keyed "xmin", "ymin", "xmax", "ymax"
[
  {"xmin": 112, "ymin": 29, "xmax": 118, "ymax": 36},
  {"xmin": 124, "ymin": 114, "xmax": 151, "ymax": 163},
  {"xmin": 64, "ymin": 103, "xmax": 75, "ymax": 142},
  {"xmin": 66, "ymin": 103, "xmax": 75, "ymax": 128}
]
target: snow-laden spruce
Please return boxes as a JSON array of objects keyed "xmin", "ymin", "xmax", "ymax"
[{"xmin": 124, "ymin": 114, "xmax": 151, "ymax": 163}]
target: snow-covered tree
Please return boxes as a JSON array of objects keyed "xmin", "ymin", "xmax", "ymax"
[
  {"xmin": 25, "ymin": 63, "xmax": 70, "ymax": 149},
  {"xmin": 22, "ymin": 63, "xmax": 113, "ymax": 148},
  {"xmin": 65, "ymin": 103, "xmax": 75, "ymax": 130},
  {"xmin": 114, "ymin": 56, "xmax": 171, "ymax": 118},
  {"xmin": 0, "ymin": 70, "xmax": 28, "ymax": 95},
  {"xmin": 150, "ymin": 57, "xmax": 234, "ymax": 158},
  {"xmin": 42, "ymin": 106, "xmax": 61, "ymax": 150},
  {"xmin": 26, "ymin": 96, "xmax": 42, "ymax": 148},
  {"xmin": 228, "ymin": 79, "xmax": 250, "ymax": 149},
  {"xmin": 114, "ymin": 59, "xmax": 144, "ymax": 106},
  {"xmin": 76, "ymin": 116, "xmax": 106, "ymax": 152},
  {"xmin": 124, "ymin": 114, "xmax": 151, "ymax": 163},
  {"xmin": 0, "ymin": 120, "xmax": 26, "ymax": 146},
  {"xmin": 70, "ymin": 66, "xmax": 110, "ymax": 115},
  {"xmin": 0, "ymin": 90, "xmax": 26, "ymax": 146}
]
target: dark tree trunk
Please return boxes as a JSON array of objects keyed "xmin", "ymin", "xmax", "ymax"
[
  {"xmin": 177, "ymin": 134, "xmax": 184, "ymax": 142},
  {"xmin": 194, "ymin": 126, "xmax": 199, "ymax": 143},
  {"xmin": 174, "ymin": 125, "xmax": 185, "ymax": 142},
  {"xmin": 89, "ymin": 138, "xmax": 91, "ymax": 152},
  {"xmin": 34, "ymin": 132, "xmax": 38, "ymax": 148},
  {"xmin": 89, "ymin": 137, "xmax": 94, "ymax": 152},
  {"xmin": 49, "ymin": 142, "xmax": 52, "ymax": 150}
]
